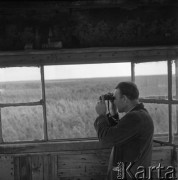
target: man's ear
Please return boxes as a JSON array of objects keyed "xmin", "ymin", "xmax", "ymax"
[{"xmin": 122, "ymin": 95, "xmax": 128, "ymax": 103}]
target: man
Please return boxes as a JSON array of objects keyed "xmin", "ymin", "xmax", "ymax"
[{"xmin": 94, "ymin": 81, "xmax": 154, "ymax": 180}]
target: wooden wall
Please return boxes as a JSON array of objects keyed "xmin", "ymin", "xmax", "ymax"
[
  {"xmin": 0, "ymin": 141, "xmax": 177, "ymax": 180},
  {"xmin": 12, "ymin": 149, "xmax": 110, "ymax": 180}
]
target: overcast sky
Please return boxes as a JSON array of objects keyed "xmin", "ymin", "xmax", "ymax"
[{"xmin": 0, "ymin": 61, "xmax": 171, "ymax": 82}]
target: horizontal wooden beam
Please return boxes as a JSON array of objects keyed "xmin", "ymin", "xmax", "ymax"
[
  {"xmin": 0, "ymin": 100, "xmax": 43, "ymax": 108},
  {"xmin": 0, "ymin": 135, "xmax": 177, "ymax": 155},
  {"xmin": 0, "ymin": 1, "xmax": 175, "ymax": 10},
  {"xmin": 139, "ymin": 98, "xmax": 178, "ymax": 104},
  {"xmin": 0, "ymin": 140, "xmax": 109, "ymax": 155},
  {"xmin": 0, "ymin": 46, "xmax": 178, "ymax": 67}
]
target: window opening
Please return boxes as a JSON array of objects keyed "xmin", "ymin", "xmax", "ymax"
[
  {"xmin": 0, "ymin": 59, "xmax": 176, "ymax": 143},
  {"xmin": 133, "ymin": 60, "xmax": 177, "ymax": 144},
  {"xmin": 172, "ymin": 60, "xmax": 178, "ymax": 145},
  {"xmin": 0, "ymin": 67, "xmax": 41, "ymax": 103},
  {"xmin": 0, "ymin": 67, "xmax": 43, "ymax": 142},
  {"xmin": 1, "ymin": 106, "xmax": 44, "ymax": 142},
  {"xmin": 44, "ymin": 63, "xmax": 131, "ymax": 139}
]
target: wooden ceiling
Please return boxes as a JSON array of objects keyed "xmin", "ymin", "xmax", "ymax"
[
  {"xmin": 0, "ymin": 0, "xmax": 177, "ymax": 51},
  {"xmin": 0, "ymin": 1, "xmax": 176, "ymax": 21},
  {"xmin": 0, "ymin": 0, "xmax": 176, "ymax": 10},
  {"xmin": 0, "ymin": 0, "xmax": 177, "ymax": 65}
]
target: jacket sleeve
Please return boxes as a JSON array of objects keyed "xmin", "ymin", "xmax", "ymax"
[
  {"xmin": 94, "ymin": 112, "xmax": 141, "ymax": 146},
  {"xmin": 107, "ymin": 113, "xmax": 119, "ymax": 126}
]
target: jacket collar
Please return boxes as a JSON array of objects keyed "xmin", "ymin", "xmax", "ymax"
[{"xmin": 131, "ymin": 103, "xmax": 146, "ymax": 112}]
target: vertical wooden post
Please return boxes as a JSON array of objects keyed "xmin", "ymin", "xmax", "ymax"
[
  {"xmin": 168, "ymin": 60, "xmax": 173, "ymax": 143},
  {"xmin": 131, "ymin": 61, "xmax": 135, "ymax": 83},
  {"xmin": 40, "ymin": 66, "xmax": 48, "ymax": 141},
  {"xmin": 0, "ymin": 108, "xmax": 3, "ymax": 143},
  {"xmin": 175, "ymin": 60, "xmax": 178, "ymax": 135}
]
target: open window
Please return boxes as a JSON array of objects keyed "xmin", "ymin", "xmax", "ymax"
[
  {"xmin": 133, "ymin": 60, "xmax": 178, "ymax": 145},
  {"xmin": 44, "ymin": 63, "xmax": 131, "ymax": 139},
  {"xmin": 0, "ymin": 67, "xmax": 44, "ymax": 142},
  {"xmin": 0, "ymin": 47, "xmax": 177, "ymax": 146},
  {"xmin": 0, "ymin": 62, "xmax": 131, "ymax": 142}
]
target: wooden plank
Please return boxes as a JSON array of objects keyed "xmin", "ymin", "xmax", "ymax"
[
  {"xmin": 53, "ymin": 155, "xmax": 58, "ymax": 180},
  {"xmin": 58, "ymin": 149, "xmax": 110, "ymax": 155},
  {"xmin": 152, "ymin": 147, "xmax": 174, "ymax": 179},
  {"xmin": 48, "ymin": 154, "xmax": 53, "ymax": 179},
  {"xmin": 0, "ymin": 140, "xmax": 111, "ymax": 154},
  {"xmin": 0, "ymin": 46, "xmax": 177, "ymax": 55},
  {"xmin": 31, "ymin": 155, "xmax": 43, "ymax": 180},
  {"xmin": 0, "ymin": 0, "xmax": 134, "ymax": 10},
  {"xmin": 151, "ymin": 146, "xmax": 177, "ymax": 180},
  {"xmin": 57, "ymin": 153, "xmax": 109, "ymax": 165},
  {"xmin": 0, "ymin": 101, "xmax": 42, "ymax": 108},
  {"xmin": 152, "ymin": 146, "xmax": 173, "ymax": 166},
  {"xmin": 0, "ymin": 155, "xmax": 14, "ymax": 180},
  {"xmin": 43, "ymin": 155, "xmax": 50, "ymax": 180},
  {"xmin": 58, "ymin": 166, "xmax": 108, "ymax": 177},
  {"xmin": 139, "ymin": 98, "xmax": 178, "ymax": 104},
  {"xmin": 14, "ymin": 156, "xmax": 20, "ymax": 180},
  {"xmin": 48, "ymin": 154, "xmax": 59, "ymax": 180},
  {"xmin": 57, "ymin": 150, "xmax": 109, "ymax": 178},
  {"xmin": 19, "ymin": 156, "xmax": 32, "ymax": 180},
  {"xmin": 59, "ymin": 176, "xmax": 106, "ymax": 180},
  {"xmin": 0, "ymin": 46, "xmax": 177, "ymax": 67},
  {"xmin": 0, "ymin": 137, "xmax": 177, "ymax": 155},
  {"xmin": 174, "ymin": 148, "xmax": 178, "ymax": 179}
]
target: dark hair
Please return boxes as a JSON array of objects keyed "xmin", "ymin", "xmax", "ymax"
[{"xmin": 115, "ymin": 81, "xmax": 139, "ymax": 100}]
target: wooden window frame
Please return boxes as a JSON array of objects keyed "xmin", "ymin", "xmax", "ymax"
[
  {"xmin": 0, "ymin": 66, "xmax": 46, "ymax": 143},
  {"xmin": 132, "ymin": 60, "xmax": 178, "ymax": 144},
  {"xmin": 0, "ymin": 46, "xmax": 177, "ymax": 145}
]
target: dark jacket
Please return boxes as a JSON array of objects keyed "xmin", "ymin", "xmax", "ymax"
[{"xmin": 94, "ymin": 103, "xmax": 154, "ymax": 180}]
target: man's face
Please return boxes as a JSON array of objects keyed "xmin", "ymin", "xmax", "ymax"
[{"xmin": 113, "ymin": 88, "xmax": 126, "ymax": 113}]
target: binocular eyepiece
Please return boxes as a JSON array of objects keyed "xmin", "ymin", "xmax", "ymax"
[{"xmin": 99, "ymin": 92, "xmax": 115, "ymax": 101}]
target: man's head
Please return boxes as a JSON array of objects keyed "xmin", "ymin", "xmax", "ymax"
[{"xmin": 113, "ymin": 82, "xmax": 139, "ymax": 113}]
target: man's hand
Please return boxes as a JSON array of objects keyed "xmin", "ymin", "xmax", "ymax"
[
  {"xmin": 110, "ymin": 100, "xmax": 117, "ymax": 116},
  {"xmin": 95, "ymin": 95, "xmax": 107, "ymax": 116}
]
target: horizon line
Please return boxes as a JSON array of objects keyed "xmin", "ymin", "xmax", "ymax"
[{"xmin": 0, "ymin": 74, "xmax": 169, "ymax": 83}]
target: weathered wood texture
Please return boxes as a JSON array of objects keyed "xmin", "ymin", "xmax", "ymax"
[
  {"xmin": 152, "ymin": 146, "xmax": 173, "ymax": 166},
  {"xmin": 10, "ymin": 149, "xmax": 110, "ymax": 180},
  {"xmin": 0, "ymin": 1, "xmax": 177, "ymax": 50},
  {"xmin": 176, "ymin": 148, "xmax": 178, "ymax": 179},
  {"xmin": 0, "ymin": 141, "xmax": 177, "ymax": 180},
  {"xmin": 0, "ymin": 46, "xmax": 178, "ymax": 67},
  {"xmin": 0, "ymin": 140, "xmax": 107, "ymax": 154},
  {"xmin": 0, "ymin": 138, "xmax": 176, "ymax": 155},
  {"xmin": 151, "ymin": 146, "xmax": 177, "ymax": 180},
  {"xmin": 0, "ymin": 155, "xmax": 14, "ymax": 180},
  {"xmin": 57, "ymin": 150, "xmax": 109, "ymax": 178}
]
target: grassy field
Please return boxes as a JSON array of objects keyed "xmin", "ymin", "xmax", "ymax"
[{"xmin": 0, "ymin": 75, "xmax": 177, "ymax": 142}]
